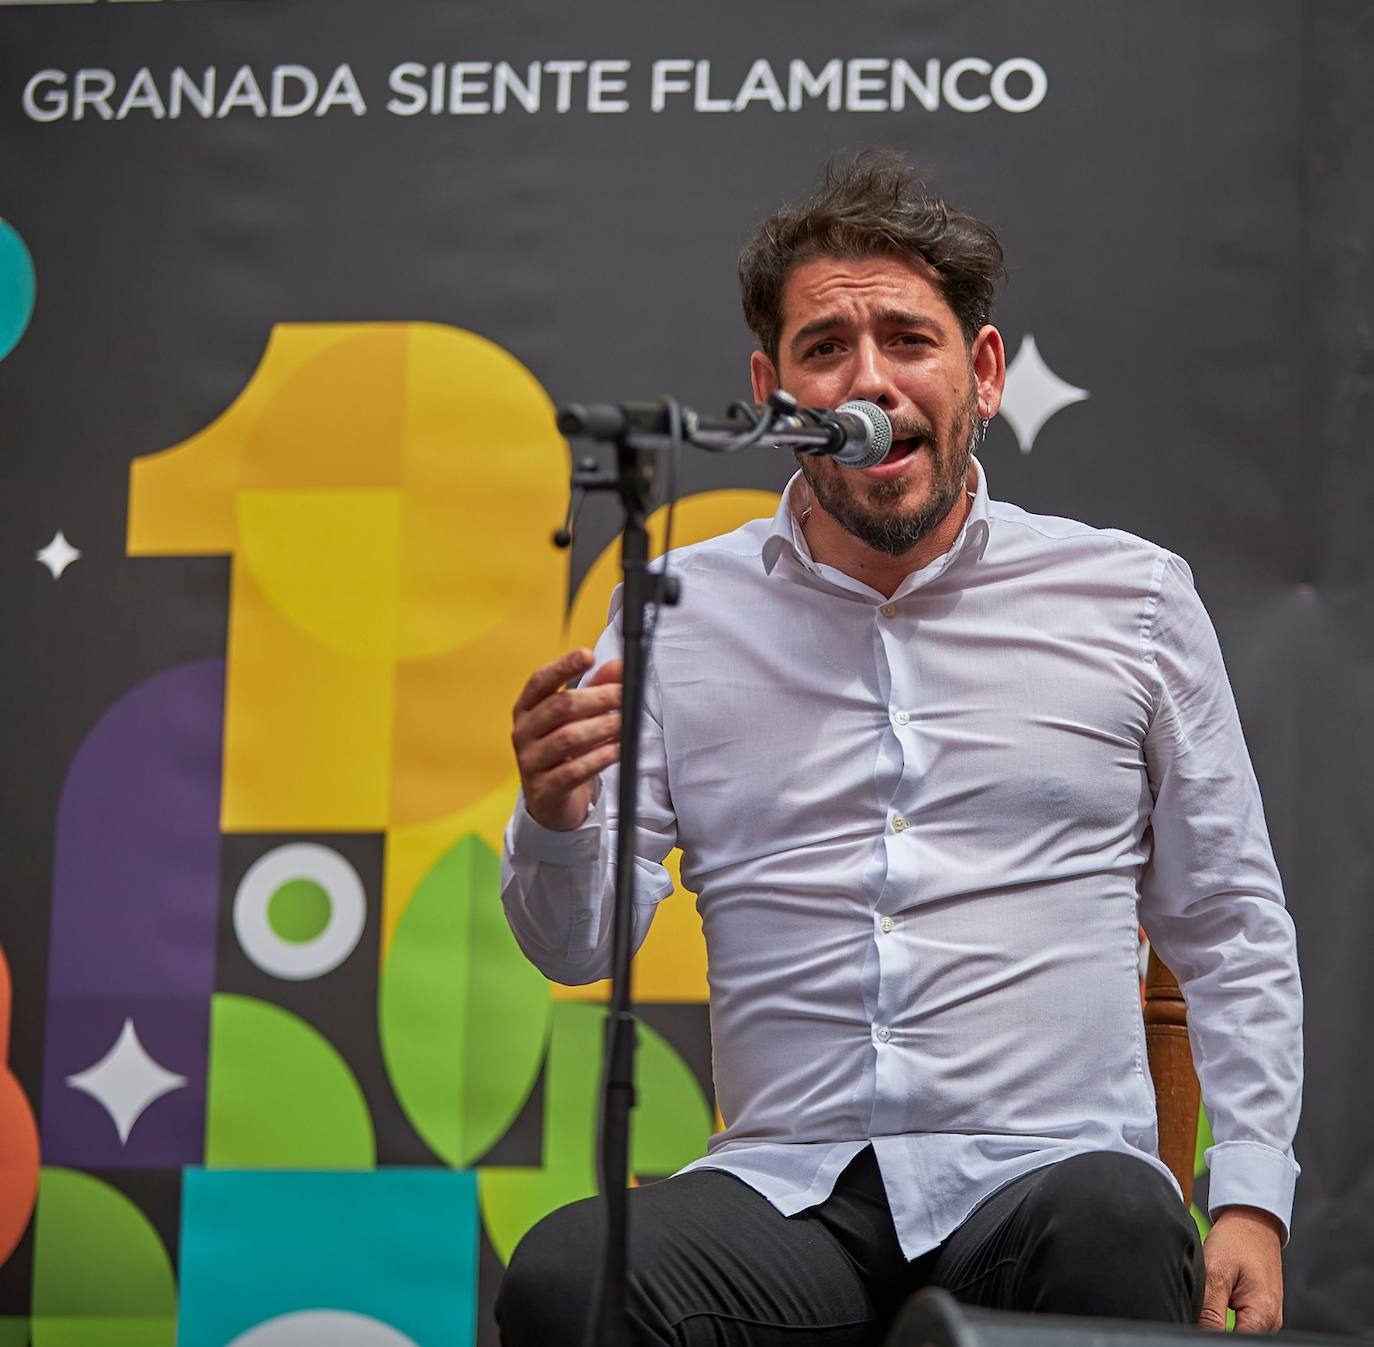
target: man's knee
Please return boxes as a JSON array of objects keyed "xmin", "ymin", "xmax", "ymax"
[
  {"xmin": 1018, "ymin": 1152, "xmax": 1200, "ymax": 1320},
  {"xmin": 495, "ymin": 1198, "xmax": 601, "ymax": 1346},
  {"xmin": 1029, "ymin": 1151, "xmax": 1183, "ymax": 1231}
]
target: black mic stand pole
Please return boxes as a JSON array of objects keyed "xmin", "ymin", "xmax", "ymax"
[{"xmin": 554, "ymin": 410, "xmax": 681, "ymax": 1347}]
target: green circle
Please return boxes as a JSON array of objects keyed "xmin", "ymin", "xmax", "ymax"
[
  {"xmin": 0, "ymin": 218, "xmax": 36, "ymax": 362},
  {"xmin": 267, "ymin": 878, "xmax": 332, "ymax": 943}
]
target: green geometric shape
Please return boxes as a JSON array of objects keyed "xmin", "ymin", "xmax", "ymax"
[
  {"xmin": 204, "ymin": 993, "xmax": 374, "ymax": 1168},
  {"xmin": 478, "ymin": 1001, "xmax": 712, "ymax": 1264},
  {"xmin": 0, "ymin": 1319, "xmax": 28, "ymax": 1347},
  {"xmin": 379, "ymin": 833, "xmax": 551, "ymax": 1169},
  {"xmin": 631, "ymin": 1014, "xmax": 717, "ymax": 1182},
  {"xmin": 30, "ymin": 1168, "xmax": 175, "ymax": 1347},
  {"xmin": 1194, "ymin": 1103, "xmax": 1213, "ymax": 1178},
  {"xmin": 0, "ymin": 219, "xmax": 36, "ymax": 363},
  {"xmin": 1190, "ymin": 1202, "xmax": 1210, "ymax": 1242},
  {"xmin": 267, "ymin": 878, "xmax": 331, "ymax": 942}
]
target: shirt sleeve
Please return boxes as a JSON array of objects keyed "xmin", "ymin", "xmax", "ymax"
[
  {"xmin": 1139, "ymin": 552, "xmax": 1303, "ymax": 1239},
  {"xmin": 499, "ymin": 585, "xmax": 678, "ymax": 986}
]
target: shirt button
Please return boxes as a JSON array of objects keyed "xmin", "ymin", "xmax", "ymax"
[
  {"xmin": 875, "ymin": 1026, "xmax": 892, "ymax": 1043},
  {"xmin": 892, "ymin": 710, "xmax": 909, "ymax": 726},
  {"xmin": 879, "ymin": 916, "xmax": 895, "ymax": 934},
  {"xmin": 891, "ymin": 814, "xmax": 908, "ymax": 832},
  {"xmin": 879, "ymin": 603, "xmax": 897, "ymax": 618}
]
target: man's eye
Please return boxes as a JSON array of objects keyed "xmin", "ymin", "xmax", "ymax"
[
  {"xmin": 895, "ymin": 333, "xmax": 931, "ymax": 347},
  {"xmin": 807, "ymin": 341, "xmax": 840, "ymax": 358}
]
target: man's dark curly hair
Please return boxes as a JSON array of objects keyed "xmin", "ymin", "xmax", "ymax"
[{"xmin": 739, "ymin": 150, "xmax": 1006, "ymax": 363}]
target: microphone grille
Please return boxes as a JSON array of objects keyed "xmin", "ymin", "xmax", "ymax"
[{"xmin": 836, "ymin": 400, "xmax": 893, "ymax": 469}]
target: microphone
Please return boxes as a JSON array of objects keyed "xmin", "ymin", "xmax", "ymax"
[
  {"xmin": 555, "ymin": 394, "xmax": 894, "ymax": 469},
  {"xmin": 770, "ymin": 399, "xmax": 893, "ymax": 469}
]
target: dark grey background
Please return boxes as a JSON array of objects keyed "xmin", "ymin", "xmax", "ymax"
[{"xmin": 1, "ymin": 0, "xmax": 1371, "ymax": 1336}]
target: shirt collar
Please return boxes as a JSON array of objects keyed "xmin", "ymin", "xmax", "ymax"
[{"xmin": 761, "ymin": 456, "xmax": 993, "ymax": 582}]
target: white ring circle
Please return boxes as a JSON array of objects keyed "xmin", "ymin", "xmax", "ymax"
[
  {"xmin": 233, "ymin": 842, "xmax": 366, "ymax": 981},
  {"xmin": 227, "ymin": 1311, "xmax": 420, "ymax": 1347}
]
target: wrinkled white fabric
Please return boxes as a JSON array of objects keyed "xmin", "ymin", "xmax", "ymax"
[{"xmin": 502, "ymin": 459, "xmax": 1302, "ymax": 1257}]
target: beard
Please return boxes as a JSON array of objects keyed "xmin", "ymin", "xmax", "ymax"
[{"xmin": 797, "ymin": 382, "xmax": 980, "ymax": 558}]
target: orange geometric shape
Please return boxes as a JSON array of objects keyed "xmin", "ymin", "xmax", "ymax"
[
  {"xmin": 396, "ymin": 324, "xmax": 567, "ymax": 655},
  {"xmin": 129, "ymin": 320, "xmax": 570, "ymax": 840},
  {"xmin": 0, "ymin": 944, "xmax": 40, "ymax": 1263},
  {"xmin": 129, "ymin": 326, "xmax": 367, "ymax": 556},
  {"xmin": 239, "ymin": 328, "xmax": 407, "ymax": 490}
]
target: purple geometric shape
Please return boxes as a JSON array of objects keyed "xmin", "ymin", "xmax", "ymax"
[{"xmin": 41, "ymin": 659, "xmax": 225, "ymax": 1167}]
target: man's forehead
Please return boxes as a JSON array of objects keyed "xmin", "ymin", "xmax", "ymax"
[{"xmin": 779, "ymin": 253, "xmax": 951, "ymax": 332}]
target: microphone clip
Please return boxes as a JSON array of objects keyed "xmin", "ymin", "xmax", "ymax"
[{"xmin": 552, "ymin": 456, "xmax": 619, "ymax": 549}]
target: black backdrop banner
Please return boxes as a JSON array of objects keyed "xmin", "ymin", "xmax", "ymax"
[{"xmin": 1, "ymin": 1, "xmax": 1371, "ymax": 1342}]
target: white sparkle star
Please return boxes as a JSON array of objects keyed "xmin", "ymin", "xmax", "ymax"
[
  {"xmin": 65, "ymin": 1018, "xmax": 187, "ymax": 1145},
  {"xmin": 36, "ymin": 530, "xmax": 81, "ymax": 579},
  {"xmin": 999, "ymin": 335, "xmax": 1090, "ymax": 454}
]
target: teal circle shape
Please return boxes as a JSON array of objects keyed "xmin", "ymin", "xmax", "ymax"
[{"xmin": 0, "ymin": 219, "xmax": 36, "ymax": 361}]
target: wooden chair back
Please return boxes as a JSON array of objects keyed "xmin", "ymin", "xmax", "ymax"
[{"xmin": 1142, "ymin": 949, "xmax": 1201, "ymax": 1206}]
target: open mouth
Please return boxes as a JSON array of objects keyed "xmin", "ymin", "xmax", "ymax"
[{"xmin": 874, "ymin": 436, "xmax": 922, "ymax": 468}]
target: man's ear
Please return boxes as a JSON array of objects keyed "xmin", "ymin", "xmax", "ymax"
[
  {"xmin": 750, "ymin": 349, "xmax": 779, "ymax": 403},
  {"xmin": 971, "ymin": 325, "xmax": 1007, "ymax": 420}
]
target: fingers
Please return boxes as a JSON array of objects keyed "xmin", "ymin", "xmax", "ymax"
[
  {"xmin": 520, "ymin": 709, "xmax": 622, "ymax": 774},
  {"xmin": 1197, "ymin": 1255, "xmax": 1234, "ymax": 1333},
  {"xmin": 1230, "ymin": 1269, "xmax": 1284, "ymax": 1335},
  {"xmin": 514, "ymin": 648, "xmax": 595, "ymax": 714},
  {"xmin": 521, "ymin": 731, "xmax": 621, "ymax": 833},
  {"xmin": 531, "ymin": 739, "xmax": 621, "ymax": 797},
  {"xmin": 1196, "ymin": 1272, "xmax": 1230, "ymax": 1331},
  {"xmin": 512, "ymin": 650, "xmax": 624, "ymax": 831},
  {"xmin": 1201, "ymin": 1209, "xmax": 1284, "ymax": 1334},
  {"xmin": 1233, "ymin": 1302, "xmax": 1283, "ymax": 1334},
  {"xmin": 515, "ymin": 679, "xmax": 622, "ymax": 746},
  {"xmin": 586, "ymin": 657, "xmax": 624, "ymax": 687},
  {"xmin": 514, "ymin": 653, "xmax": 622, "ymax": 723},
  {"xmin": 1199, "ymin": 1252, "xmax": 1282, "ymax": 1333}
]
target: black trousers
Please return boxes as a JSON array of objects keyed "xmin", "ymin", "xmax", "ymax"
[{"xmin": 495, "ymin": 1147, "xmax": 1205, "ymax": 1346}]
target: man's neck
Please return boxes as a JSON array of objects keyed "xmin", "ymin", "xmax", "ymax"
[{"xmin": 799, "ymin": 474, "xmax": 975, "ymax": 599}]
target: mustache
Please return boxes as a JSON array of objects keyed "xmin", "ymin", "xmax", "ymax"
[{"xmin": 886, "ymin": 413, "xmax": 936, "ymax": 442}]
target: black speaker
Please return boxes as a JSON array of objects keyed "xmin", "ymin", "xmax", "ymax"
[{"xmin": 884, "ymin": 1289, "xmax": 1373, "ymax": 1346}]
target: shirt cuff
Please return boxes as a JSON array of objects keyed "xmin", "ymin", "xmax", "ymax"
[
  {"xmin": 1205, "ymin": 1140, "xmax": 1300, "ymax": 1243},
  {"xmin": 506, "ymin": 788, "xmax": 606, "ymax": 865}
]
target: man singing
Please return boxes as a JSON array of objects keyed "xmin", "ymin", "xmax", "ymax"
[{"xmin": 496, "ymin": 152, "xmax": 1302, "ymax": 1345}]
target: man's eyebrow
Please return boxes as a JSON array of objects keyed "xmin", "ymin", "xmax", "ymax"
[
  {"xmin": 873, "ymin": 308, "xmax": 942, "ymax": 332},
  {"xmin": 788, "ymin": 309, "xmax": 943, "ymax": 353}
]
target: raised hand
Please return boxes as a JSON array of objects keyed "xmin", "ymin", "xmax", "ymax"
[{"xmin": 512, "ymin": 649, "xmax": 623, "ymax": 831}]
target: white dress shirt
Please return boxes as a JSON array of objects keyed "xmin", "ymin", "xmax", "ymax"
[{"xmin": 501, "ymin": 460, "xmax": 1302, "ymax": 1258}]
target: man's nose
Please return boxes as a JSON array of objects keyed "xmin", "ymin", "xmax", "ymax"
[{"xmin": 846, "ymin": 341, "xmax": 901, "ymax": 410}]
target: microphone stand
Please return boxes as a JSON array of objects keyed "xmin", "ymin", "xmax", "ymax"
[
  {"xmin": 552, "ymin": 390, "xmax": 874, "ymax": 1345},
  {"xmin": 554, "ymin": 405, "xmax": 682, "ymax": 1347}
]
